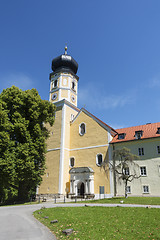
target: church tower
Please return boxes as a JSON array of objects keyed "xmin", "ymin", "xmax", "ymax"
[
  {"xmin": 49, "ymin": 46, "xmax": 79, "ymax": 107},
  {"xmin": 38, "ymin": 47, "xmax": 80, "ymax": 196}
]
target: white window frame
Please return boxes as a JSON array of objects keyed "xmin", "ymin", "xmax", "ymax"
[
  {"xmin": 158, "ymin": 165, "xmax": 160, "ymax": 176},
  {"xmin": 69, "ymin": 157, "xmax": 75, "ymax": 168},
  {"xmin": 79, "ymin": 123, "xmax": 86, "ymax": 136},
  {"xmin": 126, "ymin": 186, "xmax": 131, "ymax": 193},
  {"xmin": 135, "ymin": 131, "xmax": 143, "ymax": 139},
  {"xmin": 143, "ymin": 185, "xmax": 149, "ymax": 194},
  {"xmin": 118, "ymin": 133, "xmax": 125, "ymax": 139},
  {"xmin": 72, "ymin": 81, "xmax": 76, "ymax": 91},
  {"xmin": 71, "ymin": 114, "xmax": 74, "ymax": 121},
  {"xmin": 138, "ymin": 147, "xmax": 144, "ymax": 156},
  {"xmin": 124, "ymin": 167, "xmax": 130, "ymax": 176},
  {"xmin": 140, "ymin": 166, "xmax": 147, "ymax": 176},
  {"xmin": 54, "ymin": 79, "xmax": 58, "ymax": 88},
  {"xmin": 99, "ymin": 186, "xmax": 105, "ymax": 194},
  {"xmin": 157, "ymin": 146, "xmax": 160, "ymax": 154},
  {"xmin": 96, "ymin": 153, "xmax": 103, "ymax": 167}
]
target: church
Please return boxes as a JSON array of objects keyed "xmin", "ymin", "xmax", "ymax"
[{"xmin": 37, "ymin": 47, "xmax": 160, "ymax": 199}]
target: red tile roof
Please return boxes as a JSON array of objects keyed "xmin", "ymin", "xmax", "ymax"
[{"xmin": 111, "ymin": 122, "xmax": 160, "ymax": 143}]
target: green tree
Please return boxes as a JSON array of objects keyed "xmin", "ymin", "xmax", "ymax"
[
  {"xmin": 0, "ymin": 86, "xmax": 55, "ymax": 203},
  {"xmin": 112, "ymin": 147, "xmax": 140, "ymax": 198}
]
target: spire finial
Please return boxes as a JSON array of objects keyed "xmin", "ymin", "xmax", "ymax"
[{"xmin": 64, "ymin": 45, "xmax": 67, "ymax": 55}]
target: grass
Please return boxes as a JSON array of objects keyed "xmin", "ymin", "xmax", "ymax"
[
  {"xmin": 83, "ymin": 196, "xmax": 160, "ymax": 205},
  {"xmin": 34, "ymin": 206, "xmax": 160, "ymax": 240}
]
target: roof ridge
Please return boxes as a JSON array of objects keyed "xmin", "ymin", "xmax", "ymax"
[
  {"xmin": 81, "ymin": 108, "xmax": 118, "ymax": 134},
  {"xmin": 116, "ymin": 122, "xmax": 160, "ymax": 131}
]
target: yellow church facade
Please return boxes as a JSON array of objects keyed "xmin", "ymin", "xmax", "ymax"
[
  {"xmin": 38, "ymin": 48, "xmax": 117, "ymax": 199},
  {"xmin": 38, "ymin": 48, "xmax": 160, "ymax": 199}
]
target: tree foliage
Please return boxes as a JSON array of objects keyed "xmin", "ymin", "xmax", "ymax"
[
  {"xmin": 0, "ymin": 86, "xmax": 55, "ymax": 203},
  {"xmin": 112, "ymin": 147, "xmax": 140, "ymax": 198}
]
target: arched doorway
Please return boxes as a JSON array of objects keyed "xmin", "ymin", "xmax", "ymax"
[
  {"xmin": 77, "ymin": 182, "xmax": 85, "ymax": 197},
  {"xmin": 69, "ymin": 167, "xmax": 94, "ymax": 197}
]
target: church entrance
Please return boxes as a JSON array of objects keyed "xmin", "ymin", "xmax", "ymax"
[
  {"xmin": 77, "ymin": 182, "xmax": 85, "ymax": 197},
  {"xmin": 69, "ymin": 167, "xmax": 94, "ymax": 198}
]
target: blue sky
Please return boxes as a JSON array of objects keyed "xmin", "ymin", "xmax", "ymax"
[{"xmin": 0, "ymin": 0, "xmax": 160, "ymax": 129}]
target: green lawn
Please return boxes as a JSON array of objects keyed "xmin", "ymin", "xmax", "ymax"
[
  {"xmin": 34, "ymin": 206, "xmax": 160, "ymax": 240},
  {"xmin": 84, "ymin": 196, "xmax": 160, "ymax": 205}
]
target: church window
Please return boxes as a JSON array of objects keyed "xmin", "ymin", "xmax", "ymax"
[
  {"xmin": 72, "ymin": 81, "xmax": 75, "ymax": 90},
  {"xmin": 71, "ymin": 95, "xmax": 76, "ymax": 103},
  {"xmin": 71, "ymin": 114, "xmax": 74, "ymax": 121},
  {"xmin": 99, "ymin": 186, "xmax": 104, "ymax": 194},
  {"xmin": 79, "ymin": 123, "xmax": 86, "ymax": 136},
  {"xmin": 54, "ymin": 79, "xmax": 58, "ymax": 87},
  {"xmin": 96, "ymin": 154, "xmax": 103, "ymax": 166},
  {"xmin": 52, "ymin": 93, "xmax": 57, "ymax": 101},
  {"xmin": 70, "ymin": 157, "xmax": 75, "ymax": 167}
]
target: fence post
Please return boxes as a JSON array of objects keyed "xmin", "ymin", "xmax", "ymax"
[
  {"xmin": 54, "ymin": 195, "xmax": 56, "ymax": 204},
  {"xmin": 64, "ymin": 196, "xmax": 65, "ymax": 203}
]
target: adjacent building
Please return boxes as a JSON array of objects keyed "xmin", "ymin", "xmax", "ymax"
[{"xmin": 111, "ymin": 123, "xmax": 160, "ymax": 196}]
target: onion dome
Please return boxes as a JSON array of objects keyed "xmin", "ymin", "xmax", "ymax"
[{"xmin": 51, "ymin": 46, "xmax": 78, "ymax": 75}]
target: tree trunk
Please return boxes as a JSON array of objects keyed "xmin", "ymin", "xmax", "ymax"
[
  {"xmin": 125, "ymin": 180, "xmax": 128, "ymax": 198},
  {"xmin": 113, "ymin": 145, "xmax": 117, "ymax": 197},
  {"xmin": 18, "ymin": 182, "xmax": 29, "ymax": 202}
]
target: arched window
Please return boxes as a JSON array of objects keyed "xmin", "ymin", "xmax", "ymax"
[
  {"xmin": 54, "ymin": 80, "xmax": 58, "ymax": 87},
  {"xmin": 72, "ymin": 81, "xmax": 75, "ymax": 90},
  {"xmin": 96, "ymin": 154, "xmax": 103, "ymax": 166},
  {"xmin": 70, "ymin": 157, "xmax": 75, "ymax": 167},
  {"xmin": 71, "ymin": 114, "xmax": 74, "ymax": 121},
  {"xmin": 79, "ymin": 123, "xmax": 86, "ymax": 136}
]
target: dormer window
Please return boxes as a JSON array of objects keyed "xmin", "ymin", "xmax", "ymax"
[
  {"xmin": 157, "ymin": 128, "xmax": 160, "ymax": 134},
  {"xmin": 79, "ymin": 123, "xmax": 86, "ymax": 136},
  {"xmin": 118, "ymin": 133, "xmax": 125, "ymax": 140},
  {"xmin": 135, "ymin": 130, "xmax": 143, "ymax": 139}
]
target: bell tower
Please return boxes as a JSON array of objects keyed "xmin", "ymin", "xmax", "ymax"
[
  {"xmin": 38, "ymin": 47, "xmax": 79, "ymax": 196},
  {"xmin": 49, "ymin": 46, "xmax": 79, "ymax": 106}
]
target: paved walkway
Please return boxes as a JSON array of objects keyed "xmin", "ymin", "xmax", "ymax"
[
  {"xmin": 0, "ymin": 202, "xmax": 160, "ymax": 240},
  {"xmin": 0, "ymin": 203, "xmax": 56, "ymax": 240}
]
